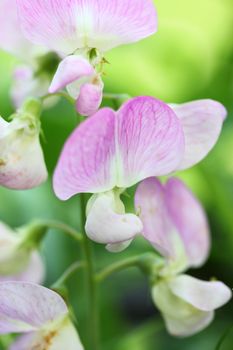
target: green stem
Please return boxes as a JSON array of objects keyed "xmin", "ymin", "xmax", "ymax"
[
  {"xmin": 52, "ymin": 261, "xmax": 86, "ymax": 289},
  {"xmin": 103, "ymin": 93, "xmax": 130, "ymax": 100},
  {"xmin": 41, "ymin": 91, "xmax": 75, "ymax": 105},
  {"xmin": 96, "ymin": 256, "xmax": 141, "ymax": 283},
  {"xmin": 96, "ymin": 253, "xmax": 164, "ymax": 283},
  {"xmin": 80, "ymin": 194, "xmax": 100, "ymax": 350},
  {"xmin": 37, "ymin": 219, "xmax": 83, "ymax": 242}
]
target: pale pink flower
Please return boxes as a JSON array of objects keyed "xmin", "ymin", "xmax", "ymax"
[
  {"xmin": 135, "ymin": 177, "xmax": 232, "ymax": 336},
  {"xmin": 0, "ymin": 282, "xmax": 84, "ymax": 350},
  {"xmin": 0, "ymin": 0, "xmax": 54, "ymax": 107},
  {"xmin": 53, "ymin": 97, "xmax": 226, "ymax": 251},
  {"xmin": 17, "ymin": 0, "xmax": 158, "ymax": 115},
  {"xmin": 0, "ymin": 222, "xmax": 44, "ymax": 284},
  {"xmin": 0, "ymin": 99, "xmax": 47, "ymax": 190}
]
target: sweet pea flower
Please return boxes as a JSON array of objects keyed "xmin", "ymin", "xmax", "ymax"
[
  {"xmin": 135, "ymin": 177, "xmax": 232, "ymax": 336},
  {"xmin": 16, "ymin": 0, "xmax": 158, "ymax": 116},
  {"xmin": 0, "ymin": 282, "xmax": 84, "ymax": 350},
  {"xmin": 0, "ymin": 222, "xmax": 44, "ymax": 284},
  {"xmin": 0, "ymin": 98, "xmax": 47, "ymax": 190},
  {"xmin": 53, "ymin": 97, "xmax": 226, "ymax": 252},
  {"xmin": 0, "ymin": 0, "xmax": 60, "ymax": 107}
]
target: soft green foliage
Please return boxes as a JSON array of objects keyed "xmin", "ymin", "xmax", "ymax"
[{"xmin": 0, "ymin": 0, "xmax": 232, "ymax": 349}]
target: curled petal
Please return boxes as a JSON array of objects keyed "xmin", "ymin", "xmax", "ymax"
[
  {"xmin": 152, "ymin": 280, "xmax": 214, "ymax": 337},
  {"xmin": 106, "ymin": 240, "xmax": 133, "ymax": 253},
  {"xmin": 0, "ymin": 117, "xmax": 47, "ymax": 190},
  {"xmin": 53, "ymin": 108, "xmax": 116, "ymax": 199},
  {"xmin": 85, "ymin": 192, "xmax": 142, "ymax": 246},
  {"xmin": 170, "ymin": 100, "xmax": 227, "ymax": 170},
  {"xmin": 17, "ymin": 0, "xmax": 157, "ymax": 54},
  {"xmin": 165, "ymin": 178, "xmax": 210, "ymax": 267},
  {"xmin": 76, "ymin": 81, "xmax": 103, "ymax": 117},
  {"xmin": 0, "ymin": 282, "xmax": 68, "ymax": 334},
  {"xmin": 116, "ymin": 97, "xmax": 185, "ymax": 188},
  {"xmin": 169, "ymin": 275, "xmax": 232, "ymax": 312},
  {"xmin": 49, "ymin": 56, "xmax": 94, "ymax": 94}
]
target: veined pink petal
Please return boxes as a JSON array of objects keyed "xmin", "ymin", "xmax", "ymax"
[
  {"xmin": 0, "ymin": 282, "xmax": 68, "ymax": 334},
  {"xmin": 10, "ymin": 333, "xmax": 36, "ymax": 350},
  {"xmin": 17, "ymin": 0, "xmax": 157, "ymax": 54},
  {"xmin": 53, "ymin": 97, "xmax": 185, "ymax": 199},
  {"xmin": 116, "ymin": 97, "xmax": 185, "ymax": 188},
  {"xmin": 170, "ymin": 100, "xmax": 227, "ymax": 170},
  {"xmin": 0, "ymin": 117, "xmax": 48, "ymax": 190},
  {"xmin": 165, "ymin": 178, "xmax": 210, "ymax": 267},
  {"xmin": 49, "ymin": 56, "xmax": 94, "ymax": 93},
  {"xmin": 135, "ymin": 177, "xmax": 175, "ymax": 258},
  {"xmin": 53, "ymin": 108, "xmax": 116, "ymax": 199},
  {"xmin": 169, "ymin": 275, "xmax": 232, "ymax": 312},
  {"xmin": 76, "ymin": 81, "xmax": 103, "ymax": 116},
  {"xmin": 85, "ymin": 192, "xmax": 142, "ymax": 246}
]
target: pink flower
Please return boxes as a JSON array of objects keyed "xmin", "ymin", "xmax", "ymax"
[
  {"xmin": 0, "ymin": 0, "xmax": 55, "ymax": 107},
  {"xmin": 0, "ymin": 222, "xmax": 44, "ymax": 284},
  {"xmin": 53, "ymin": 97, "xmax": 226, "ymax": 251},
  {"xmin": 0, "ymin": 99, "xmax": 47, "ymax": 190},
  {"xmin": 135, "ymin": 177, "xmax": 232, "ymax": 336},
  {"xmin": 16, "ymin": 0, "xmax": 158, "ymax": 115},
  {"xmin": 0, "ymin": 282, "xmax": 84, "ymax": 350}
]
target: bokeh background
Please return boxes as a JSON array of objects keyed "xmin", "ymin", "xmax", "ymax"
[{"xmin": 0, "ymin": 0, "xmax": 233, "ymax": 349}]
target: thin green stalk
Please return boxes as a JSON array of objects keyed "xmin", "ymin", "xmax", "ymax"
[
  {"xmin": 80, "ymin": 194, "xmax": 100, "ymax": 350},
  {"xmin": 52, "ymin": 261, "xmax": 86, "ymax": 289},
  {"xmin": 95, "ymin": 256, "xmax": 142, "ymax": 283},
  {"xmin": 38, "ymin": 219, "xmax": 83, "ymax": 242},
  {"xmin": 41, "ymin": 91, "xmax": 75, "ymax": 105}
]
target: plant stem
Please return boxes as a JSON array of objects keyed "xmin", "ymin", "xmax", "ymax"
[
  {"xmin": 41, "ymin": 91, "xmax": 75, "ymax": 105},
  {"xmin": 80, "ymin": 194, "xmax": 100, "ymax": 350},
  {"xmin": 96, "ymin": 256, "xmax": 141, "ymax": 283},
  {"xmin": 52, "ymin": 261, "xmax": 86, "ymax": 289},
  {"xmin": 35, "ymin": 219, "xmax": 83, "ymax": 242}
]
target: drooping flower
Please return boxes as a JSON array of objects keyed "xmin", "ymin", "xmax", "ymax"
[
  {"xmin": 135, "ymin": 177, "xmax": 232, "ymax": 336},
  {"xmin": 0, "ymin": 0, "xmax": 60, "ymax": 107},
  {"xmin": 0, "ymin": 221, "xmax": 44, "ymax": 283},
  {"xmin": 0, "ymin": 282, "xmax": 84, "ymax": 350},
  {"xmin": 16, "ymin": 0, "xmax": 158, "ymax": 115},
  {"xmin": 53, "ymin": 97, "xmax": 226, "ymax": 251},
  {"xmin": 0, "ymin": 98, "xmax": 47, "ymax": 189}
]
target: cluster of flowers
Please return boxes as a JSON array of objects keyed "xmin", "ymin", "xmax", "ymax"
[{"xmin": 0, "ymin": 0, "xmax": 231, "ymax": 349}]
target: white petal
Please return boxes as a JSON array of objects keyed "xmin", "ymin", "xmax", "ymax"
[{"xmin": 85, "ymin": 192, "xmax": 143, "ymax": 245}]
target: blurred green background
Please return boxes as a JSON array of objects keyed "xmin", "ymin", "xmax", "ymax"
[{"xmin": 0, "ymin": 0, "xmax": 233, "ymax": 349}]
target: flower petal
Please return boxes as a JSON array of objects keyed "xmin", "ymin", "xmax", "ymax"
[
  {"xmin": 116, "ymin": 97, "xmax": 185, "ymax": 188},
  {"xmin": 0, "ymin": 251, "xmax": 45, "ymax": 284},
  {"xmin": 85, "ymin": 192, "xmax": 142, "ymax": 245},
  {"xmin": 0, "ymin": 0, "xmax": 37, "ymax": 59},
  {"xmin": 11, "ymin": 319, "xmax": 84, "ymax": 350},
  {"xmin": 76, "ymin": 81, "xmax": 103, "ymax": 117},
  {"xmin": 169, "ymin": 275, "xmax": 232, "ymax": 312},
  {"xmin": 152, "ymin": 280, "xmax": 214, "ymax": 337},
  {"xmin": 170, "ymin": 100, "xmax": 227, "ymax": 170},
  {"xmin": 0, "ymin": 282, "xmax": 68, "ymax": 334},
  {"xmin": 165, "ymin": 178, "xmax": 210, "ymax": 267},
  {"xmin": 135, "ymin": 177, "xmax": 174, "ymax": 257},
  {"xmin": 0, "ymin": 118, "xmax": 48, "ymax": 190},
  {"xmin": 17, "ymin": 0, "xmax": 157, "ymax": 53},
  {"xmin": 49, "ymin": 56, "xmax": 94, "ymax": 94},
  {"xmin": 53, "ymin": 108, "xmax": 116, "ymax": 199}
]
